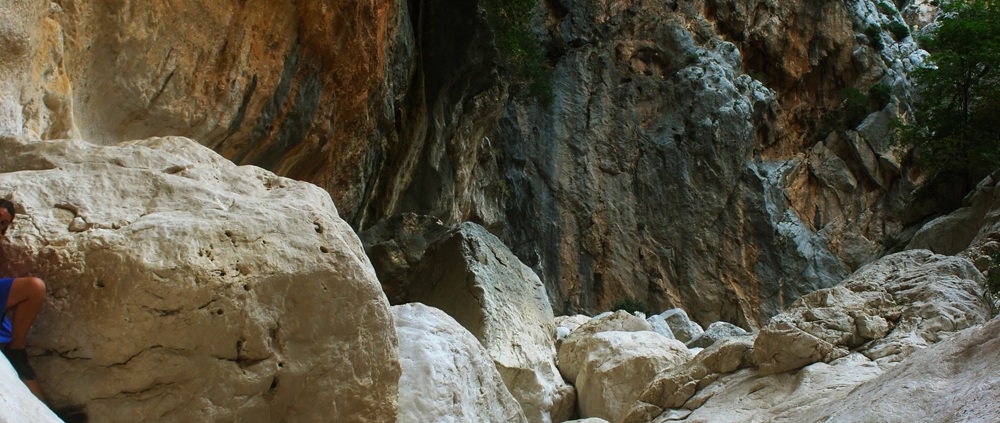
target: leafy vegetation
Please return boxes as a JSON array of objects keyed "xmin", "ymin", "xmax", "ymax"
[
  {"xmin": 892, "ymin": 0, "xmax": 1000, "ymax": 182},
  {"xmin": 481, "ymin": 0, "xmax": 553, "ymax": 106},
  {"xmin": 986, "ymin": 250, "xmax": 1000, "ymax": 313},
  {"xmin": 840, "ymin": 87, "xmax": 870, "ymax": 129},
  {"xmin": 869, "ymin": 82, "xmax": 893, "ymax": 109},
  {"xmin": 611, "ymin": 297, "xmax": 650, "ymax": 315},
  {"xmin": 865, "ymin": 24, "xmax": 885, "ymax": 50},
  {"xmin": 887, "ymin": 21, "xmax": 910, "ymax": 41},
  {"xmin": 878, "ymin": 1, "xmax": 899, "ymax": 16}
]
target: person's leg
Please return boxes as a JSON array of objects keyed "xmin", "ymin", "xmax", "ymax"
[
  {"xmin": 5, "ymin": 277, "xmax": 45, "ymax": 349},
  {"xmin": 4, "ymin": 277, "xmax": 46, "ymax": 402}
]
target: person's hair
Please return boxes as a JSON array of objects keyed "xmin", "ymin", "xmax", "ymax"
[
  {"xmin": 0, "ymin": 199, "xmax": 15, "ymax": 237},
  {"xmin": 0, "ymin": 199, "xmax": 15, "ymax": 219}
]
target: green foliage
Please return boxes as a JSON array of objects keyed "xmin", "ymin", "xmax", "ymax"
[
  {"xmin": 840, "ymin": 87, "xmax": 870, "ymax": 129},
  {"xmin": 869, "ymin": 82, "xmax": 893, "ymax": 109},
  {"xmin": 611, "ymin": 297, "xmax": 650, "ymax": 315},
  {"xmin": 986, "ymin": 249, "xmax": 1000, "ymax": 312},
  {"xmin": 878, "ymin": 1, "xmax": 899, "ymax": 16},
  {"xmin": 865, "ymin": 24, "xmax": 885, "ymax": 50},
  {"xmin": 685, "ymin": 53, "xmax": 701, "ymax": 63},
  {"xmin": 888, "ymin": 21, "xmax": 910, "ymax": 41},
  {"xmin": 481, "ymin": 0, "xmax": 553, "ymax": 106},
  {"xmin": 893, "ymin": 0, "xmax": 1000, "ymax": 181},
  {"xmin": 637, "ymin": 219, "xmax": 647, "ymax": 230}
]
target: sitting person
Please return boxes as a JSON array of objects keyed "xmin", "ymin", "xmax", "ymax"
[{"xmin": 0, "ymin": 198, "xmax": 47, "ymax": 402}]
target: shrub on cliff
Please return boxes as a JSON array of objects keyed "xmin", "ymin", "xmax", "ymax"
[
  {"xmin": 894, "ymin": 0, "xmax": 1000, "ymax": 182},
  {"xmin": 481, "ymin": 0, "xmax": 553, "ymax": 105}
]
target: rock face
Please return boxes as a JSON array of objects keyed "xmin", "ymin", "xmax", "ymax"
[
  {"xmin": 0, "ymin": 357, "xmax": 61, "ymax": 423},
  {"xmin": 573, "ymin": 331, "xmax": 691, "ymax": 422},
  {"xmin": 622, "ymin": 334, "xmax": 757, "ymax": 423},
  {"xmin": 630, "ymin": 317, "xmax": 1000, "ymax": 423},
  {"xmin": 810, "ymin": 315, "xmax": 1000, "ymax": 422},
  {"xmin": 1, "ymin": 0, "xmax": 509, "ymax": 234},
  {"xmin": 490, "ymin": 0, "xmax": 925, "ymax": 328},
  {"xmin": 0, "ymin": 136, "xmax": 400, "ymax": 422},
  {"xmin": 754, "ymin": 250, "xmax": 990, "ymax": 374},
  {"xmin": 394, "ymin": 303, "xmax": 527, "ymax": 423},
  {"xmin": 395, "ymin": 222, "xmax": 574, "ymax": 423},
  {"xmin": 360, "ymin": 213, "xmax": 450, "ymax": 304}
]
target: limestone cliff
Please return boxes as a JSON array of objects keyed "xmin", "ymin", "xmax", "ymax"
[
  {"xmin": 2, "ymin": 0, "xmax": 938, "ymax": 328},
  {"xmin": 0, "ymin": 0, "xmax": 506, "ymax": 232},
  {"xmin": 492, "ymin": 0, "xmax": 931, "ymax": 326}
]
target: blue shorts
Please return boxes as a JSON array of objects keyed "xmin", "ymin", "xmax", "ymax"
[{"xmin": 0, "ymin": 278, "xmax": 13, "ymax": 343}]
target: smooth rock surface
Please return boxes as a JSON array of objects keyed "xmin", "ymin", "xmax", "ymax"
[
  {"xmin": 0, "ymin": 136, "xmax": 400, "ymax": 422},
  {"xmin": 557, "ymin": 311, "xmax": 653, "ymax": 384},
  {"xmin": 394, "ymin": 303, "xmax": 527, "ymax": 423},
  {"xmin": 574, "ymin": 331, "xmax": 691, "ymax": 423},
  {"xmin": 0, "ymin": 356, "xmax": 61, "ymax": 423},
  {"xmin": 812, "ymin": 316, "xmax": 1000, "ymax": 422},
  {"xmin": 406, "ymin": 222, "xmax": 574, "ymax": 423}
]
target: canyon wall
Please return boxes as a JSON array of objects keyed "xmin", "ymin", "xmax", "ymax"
[{"xmin": 2, "ymin": 0, "xmax": 937, "ymax": 327}]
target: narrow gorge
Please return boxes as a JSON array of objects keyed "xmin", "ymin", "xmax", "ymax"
[{"xmin": 0, "ymin": 0, "xmax": 997, "ymax": 421}]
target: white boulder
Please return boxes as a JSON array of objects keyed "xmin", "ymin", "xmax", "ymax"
[
  {"xmin": 394, "ymin": 303, "xmax": 527, "ymax": 423},
  {"xmin": 0, "ymin": 136, "xmax": 400, "ymax": 422},
  {"xmin": 575, "ymin": 331, "xmax": 691, "ymax": 422},
  {"xmin": 407, "ymin": 223, "xmax": 574, "ymax": 423},
  {"xmin": 557, "ymin": 310, "xmax": 653, "ymax": 384}
]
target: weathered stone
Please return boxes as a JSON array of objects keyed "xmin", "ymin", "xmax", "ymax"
[
  {"xmin": 407, "ymin": 222, "xmax": 574, "ymax": 423},
  {"xmin": 811, "ymin": 316, "xmax": 1000, "ymax": 422},
  {"xmin": 557, "ymin": 311, "xmax": 653, "ymax": 384},
  {"xmin": 620, "ymin": 334, "xmax": 756, "ymax": 423},
  {"xmin": 574, "ymin": 331, "xmax": 691, "ymax": 422},
  {"xmin": 685, "ymin": 322, "xmax": 749, "ymax": 349},
  {"xmin": 0, "ymin": 136, "xmax": 400, "ymax": 422},
  {"xmin": 394, "ymin": 303, "xmax": 527, "ymax": 423},
  {"xmin": 754, "ymin": 249, "xmax": 990, "ymax": 374}
]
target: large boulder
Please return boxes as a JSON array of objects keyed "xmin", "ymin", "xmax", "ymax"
[
  {"xmin": 393, "ymin": 303, "xmax": 527, "ymax": 423},
  {"xmin": 754, "ymin": 249, "xmax": 990, "ymax": 374},
  {"xmin": 621, "ymin": 334, "xmax": 756, "ymax": 423},
  {"xmin": 405, "ymin": 222, "xmax": 574, "ymax": 423},
  {"xmin": 0, "ymin": 136, "xmax": 400, "ymax": 422},
  {"xmin": 557, "ymin": 311, "xmax": 653, "ymax": 384},
  {"xmin": 0, "ymin": 357, "xmax": 61, "ymax": 422},
  {"xmin": 574, "ymin": 331, "xmax": 691, "ymax": 422}
]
